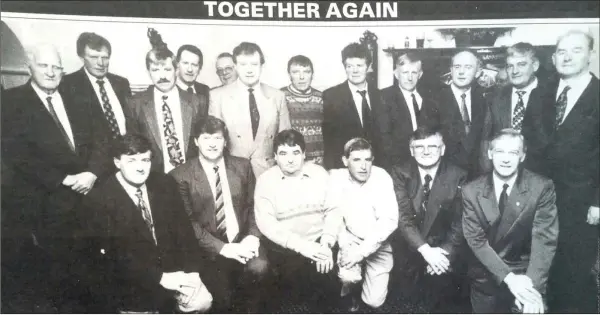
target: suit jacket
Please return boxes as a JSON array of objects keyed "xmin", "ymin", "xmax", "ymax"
[
  {"xmin": 391, "ymin": 159, "xmax": 467, "ymax": 271},
  {"xmin": 1, "ymin": 82, "xmax": 110, "ymax": 242},
  {"xmin": 427, "ymin": 85, "xmax": 489, "ymax": 178},
  {"xmin": 193, "ymin": 81, "xmax": 210, "ymax": 111},
  {"xmin": 169, "ymin": 155, "xmax": 260, "ymax": 259},
  {"xmin": 323, "ymin": 81, "xmax": 386, "ymax": 170},
  {"xmin": 209, "ymin": 82, "xmax": 291, "ymax": 177},
  {"xmin": 462, "ymin": 169, "xmax": 558, "ymax": 295},
  {"xmin": 379, "ymin": 85, "xmax": 438, "ymax": 167},
  {"xmin": 62, "ymin": 68, "xmax": 131, "ymax": 138},
  {"xmin": 125, "ymin": 87, "xmax": 207, "ymax": 173},
  {"xmin": 83, "ymin": 172, "xmax": 202, "ymax": 312}
]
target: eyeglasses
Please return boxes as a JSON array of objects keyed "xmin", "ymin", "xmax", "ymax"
[
  {"xmin": 216, "ymin": 66, "xmax": 234, "ymax": 76},
  {"xmin": 411, "ymin": 145, "xmax": 441, "ymax": 153}
]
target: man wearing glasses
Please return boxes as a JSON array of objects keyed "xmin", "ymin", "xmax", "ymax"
[
  {"xmin": 213, "ymin": 52, "xmax": 238, "ymax": 89},
  {"xmin": 390, "ymin": 125, "xmax": 467, "ymax": 312}
]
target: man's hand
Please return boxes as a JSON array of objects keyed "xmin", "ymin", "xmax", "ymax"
[
  {"xmin": 298, "ymin": 242, "xmax": 330, "ymax": 262},
  {"xmin": 504, "ymin": 273, "xmax": 544, "ymax": 312},
  {"xmin": 64, "ymin": 172, "xmax": 97, "ymax": 194},
  {"xmin": 240, "ymin": 235, "xmax": 260, "ymax": 258},
  {"xmin": 62, "ymin": 175, "xmax": 77, "ymax": 187},
  {"xmin": 339, "ymin": 248, "xmax": 364, "ymax": 269},
  {"xmin": 587, "ymin": 206, "xmax": 599, "ymax": 225},
  {"xmin": 160, "ymin": 271, "xmax": 187, "ymax": 291},
  {"xmin": 219, "ymin": 243, "xmax": 255, "ymax": 264},
  {"xmin": 315, "ymin": 245, "xmax": 334, "ymax": 274},
  {"xmin": 419, "ymin": 245, "xmax": 450, "ymax": 275},
  {"xmin": 514, "ymin": 297, "xmax": 545, "ymax": 314}
]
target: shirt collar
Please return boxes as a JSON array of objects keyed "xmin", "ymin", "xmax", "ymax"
[
  {"xmin": 116, "ymin": 172, "xmax": 147, "ymax": 197},
  {"xmin": 559, "ymin": 72, "xmax": 592, "ymax": 90},
  {"xmin": 198, "ymin": 155, "xmax": 225, "ymax": 171},
  {"xmin": 513, "ymin": 77, "xmax": 538, "ymax": 94},
  {"xmin": 176, "ymin": 79, "xmax": 194, "ymax": 92},
  {"xmin": 276, "ymin": 164, "xmax": 311, "ymax": 180},
  {"xmin": 417, "ymin": 163, "xmax": 439, "ymax": 183},
  {"xmin": 348, "ymin": 80, "xmax": 368, "ymax": 95},
  {"xmin": 492, "ymin": 172, "xmax": 518, "ymax": 192},
  {"xmin": 154, "ymin": 86, "xmax": 179, "ymax": 100},
  {"xmin": 399, "ymin": 86, "xmax": 419, "ymax": 99},
  {"xmin": 450, "ymin": 83, "xmax": 471, "ymax": 99},
  {"xmin": 31, "ymin": 81, "xmax": 59, "ymax": 100},
  {"xmin": 83, "ymin": 67, "xmax": 106, "ymax": 85},
  {"xmin": 236, "ymin": 78, "xmax": 260, "ymax": 92}
]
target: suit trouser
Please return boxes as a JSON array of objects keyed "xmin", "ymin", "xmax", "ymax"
[{"xmin": 470, "ymin": 281, "xmax": 518, "ymax": 314}]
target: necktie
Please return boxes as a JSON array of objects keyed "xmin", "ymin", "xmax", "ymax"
[
  {"xmin": 460, "ymin": 93, "xmax": 471, "ymax": 134},
  {"xmin": 96, "ymin": 80, "xmax": 121, "ymax": 138},
  {"xmin": 512, "ymin": 90, "xmax": 526, "ymax": 131},
  {"xmin": 499, "ymin": 183, "xmax": 509, "ymax": 216},
  {"xmin": 136, "ymin": 188, "xmax": 156, "ymax": 244},
  {"xmin": 357, "ymin": 90, "xmax": 372, "ymax": 139},
  {"xmin": 421, "ymin": 174, "xmax": 433, "ymax": 213},
  {"xmin": 555, "ymin": 85, "xmax": 571, "ymax": 128},
  {"xmin": 213, "ymin": 166, "xmax": 227, "ymax": 239},
  {"xmin": 161, "ymin": 95, "xmax": 184, "ymax": 167},
  {"xmin": 46, "ymin": 96, "xmax": 75, "ymax": 152},
  {"xmin": 411, "ymin": 92, "xmax": 420, "ymax": 118},
  {"xmin": 187, "ymin": 86, "xmax": 194, "ymax": 94},
  {"xmin": 248, "ymin": 88, "xmax": 260, "ymax": 139}
]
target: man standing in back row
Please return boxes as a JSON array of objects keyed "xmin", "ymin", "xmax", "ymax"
[{"xmin": 175, "ymin": 44, "xmax": 211, "ymax": 107}]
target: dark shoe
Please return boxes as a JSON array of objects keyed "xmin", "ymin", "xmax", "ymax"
[{"xmin": 340, "ymin": 294, "xmax": 360, "ymax": 313}]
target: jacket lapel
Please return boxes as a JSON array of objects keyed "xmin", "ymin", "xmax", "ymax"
[
  {"xmin": 344, "ymin": 81, "xmax": 363, "ymax": 130},
  {"xmin": 477, "ymin": 174, "xmax": 499, "ymax": 227},
  {"xmin": 495, "ymin": 170, "xmax": 532, "ymax": 243},
  {"xmin": 178, "ymin": 88, "xmax": 193, "ymax": 150},
  {"xmin": 559, "ymin": 75, "xmax": 598, "ymax": 128},
  {"xmin": 193, "ymin": 159, "xmax": 216, "ymax": 228},
  {"xmin": 395, "ymin": 87, "xmax": 415, "ymax": 129},
  {"xmin": 224, "ymin": 157, "xmax": 243, "ymax": 230},
  {"xmin": 422, "ymin": 161, "xmax": 447, "ymax": 236},
  {"xmin": 112, "ymin": 176, "xmax": 156, "ymax": 244},
  {"xmin": 407, "ymin": 161, "xmax": 422, "ymax": 213},
  {"xmin": 498, "ymin": 88, "xmax": 512, "ymax": 129},
  {"xmin": 141, "ymin": 89, "xmax": 162, "ymax": 150}
]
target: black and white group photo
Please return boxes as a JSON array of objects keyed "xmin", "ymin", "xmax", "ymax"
[{"xmin": 1, "ymin": 1, "xmax": 599, "ymax": 314}]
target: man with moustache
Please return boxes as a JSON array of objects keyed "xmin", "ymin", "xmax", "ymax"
[
  {"xmin": 1, "ymin": 44, "xmax": 109, "ymax": 312},
  {"xmin": 544, "ymin": 30, "xmax": 599, "ymax": 313},
  {"xmin": 429, "ymin": 50, "xmax": 489, "ymax": 179},
  {"xmin": 323, "ymin": 42, "xmax": 386, "ymax": 170},
  {"xmin": 281, "ymin": 55, "xmax": 324, "ymax": 165},
  {"xmin": 390, "ymin": 126, "xmax": 467, "ymax": 313},
  {"xmin": 483, "ymin": 42, "xmax": 548, "ymax": 174},
  {"xmin": 175, "ymin": 44, "xmax": 211, "ymax": 107},
  {"xmin": 209, "ymin": 42, "xmax": 290, "ymax": 177},
  {"xmin": 380, "ymin": 53, "xmax": 438, "ymax": 167},
  {"xmin": 213, "ymin": 52, "xmax": 238, "ymax": 89},
  {"xmin": 125, "ymin": 30, "xmax": 207, "ymax": 174},
  {"xmin": 62, "ymin": 32, "xmax": 131, "ymax": 142},
  {"xmin": 462, "ymin": 129, "xmax": 558, "ymax": 314}
]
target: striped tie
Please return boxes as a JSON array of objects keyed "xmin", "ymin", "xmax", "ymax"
[
  {"xmin": 512, "ymin": 90, "xmax": 526, "ymax": 131},
  {"xmin": 136, "ymin": 188, "xmax": 156, "ymax": 245},
  {"xmin": 213, "ymin": 166, "xmax": 226, "ymax": 239}
]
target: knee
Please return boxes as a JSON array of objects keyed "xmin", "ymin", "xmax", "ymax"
[{"xmin": 247, "ymin": 256, "xmax": 269, "ymax": 280}]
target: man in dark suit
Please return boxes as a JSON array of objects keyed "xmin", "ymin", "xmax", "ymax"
[
  {"xmin": 380, "ymin": 53, "xmax": 438, "ymax": 168},
  {"xmin": 323, "ymin": 42, "xmax": 386, "ymax": 170},
  {"xmin": 390, "ymin": 126, "xmax": 467, "ymax": 312},
  {"xmin": 483, "ymin": 42, "xmax": 549, "ymax": 174},
  {"xmin": 1, "ymin": 44, "xmax": 109, "ymax": 312},
  {"xmin": 462, "ymin": 129, "xmax": 558, "ymax": 314},
  {"xmin": 427, "ymin": 50, "xmax": 489, "ymax": 179},
  {"xmin": 84, "ymin": 134, "xmax": 212, "ymax": 313},
  {"xmin": 62, "ymin": 32, "xmax": 131, "ymax": 142},
  {"xmin": 125, "ymin": 33, "xmax": 207, "ymax": 174},
  {"xmin": 169, "ymin": 116, "xmax": 268, "ymax": 313},
  {"xmin": 175, "ymin": 44, "xmax": 210, "ymax": 106},
  {"xmin": 544, "ymin": 30, "xmax": 599, "ymax": 313}
]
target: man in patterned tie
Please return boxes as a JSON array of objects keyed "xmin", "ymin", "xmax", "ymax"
[
  {"xmin": 125, "ymin": 29, "xmax": 207, "ymax": 174},
  {"xmin": 175, "ymin": 44, "xmax": 211, "ymax": 106}
]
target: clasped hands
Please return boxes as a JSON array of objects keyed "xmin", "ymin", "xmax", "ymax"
[
  {"xmin": 219, "ymin": 236, "xmax": 260, "ymax": 264},
  {"xmin": 62, "ymin": 172, "xmax": 97, "ymax": 195},
  {"xmin": 299, "ymin": 239, "xmax": 335, "ymax": 274},
  {"xmin": 159, "ymin": 271, "xmax": 202, "ymax": 293},
  {"xmin": 419, "ymin": 244, "xmax": 450, "ymax": 275},
  {"xmin": 504, "ymin": 273, "xmax": 545, "ymax": 314}
]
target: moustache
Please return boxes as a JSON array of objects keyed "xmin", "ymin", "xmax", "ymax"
[{"xmin": 157, "ymin": 78, "xmax": 171, "ymax": 84}]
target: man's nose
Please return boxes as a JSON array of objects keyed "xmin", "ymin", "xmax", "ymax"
[{"xmin": 97, "ymin": 58, "xmax": 105, "ymax": 67}]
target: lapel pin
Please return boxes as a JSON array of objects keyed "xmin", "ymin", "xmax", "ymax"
[
  {"xmin": 100, "ymin": 248, "xmax": 106, "ymax": 255},
  {"xmin": 516, "ymin": 202, "xmax": 520, "ymax": 206}
]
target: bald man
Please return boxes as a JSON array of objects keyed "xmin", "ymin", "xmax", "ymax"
[{"xmin": 1, "ymin": 44, "xmax": 110, "ymax": 312}]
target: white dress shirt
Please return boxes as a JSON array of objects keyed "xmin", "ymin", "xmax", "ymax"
[
  {"xmin": 399, "ymin": 87, "xmax": 423, "ymax": 131},
  {"xmin": 84, "ymin": 68, "xmax": 126, "ymax": 135},
  {"xmin": 450, "ymin": 84, "xmax": 472, "ymax": 120},
  {"xmin": 348, "ymin": 81, "xmax": 371, "ymax": 126},
  {"xmin": 417, "ymin": 164, "xmax": 439, "ymax": 187},
  {"xmin": 493, "ymin": 173, "xmax": 518, "ymax": 203},
  {"xmin": 556, "ymin": 72, "xmax": 592, "ymax": 124},
  {"xmin": 154, "ymin": 87, "xmax": 186, "ymax": 173},
  {"xmin": 31, "ymin": 82, "xmax": 75, "ymax": 147},
  {"xmin": 177, "ymin": 80, "xmax": 196, "ymax": 94},
  {"xmin": 116, "ymin": 172, "xmax": 156, "ymax": 241},
  {"xmin": 510, "ymin": 77, "xmax": 538, "ymax": 121},
  {"xmin": 198, "ymin": 156, "xmax": 239, "ymax": 242}
]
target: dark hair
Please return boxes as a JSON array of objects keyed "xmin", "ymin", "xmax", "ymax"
[
  {"xmin": 409, "ymin": 125, "xmax": 444, "ymax": 143},
  {"xmin": 217, "ymin": 52, "xmax": 234, "ymax": 60},
  {"xmin": 232, "ymin": 42, "xmax": 265, "ymax": 65},
  {"xmin": 506, "ymin": 42, "xmax": 538, "ymax": 62},
  {"xmin": 176, "ymin": 44, "xmax": 204, "ymax": 69},
  {"xmin": 273, "ymin": 129, "xmax": 306, "ymax": 153},
  {"xmin": 343, "ymin": 138, "xmax": 372, "ymax": 158},
  {"xmin": 112, "ymin": 134, "xmax": 152, "ymax": 159},
  {"xmin": 341, "ymin": 42, "xmax": 372, "ymax": 66},
  {"xmin": 192, "ymin": 115, "xmax": 229, "ymax": 141},
  {"xmin": 76, "ymin": 32, "xmax": 111, "ymax": 57},
  {"xmin": 145, "ymin": 27, "xmax": 175, "ymax": 69},
  {"xmin": 287, "ymin": 55, "xmax": 314, "ymax": 73}
]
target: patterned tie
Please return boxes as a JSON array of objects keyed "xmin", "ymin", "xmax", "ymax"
[
  {"xmin": 248, "ymin": 88, "xmax": 260, "ymax": 139},
  {"xmin": 213, "ymin": 166, "xmax": 227, "ymax": 239},
  {"xmin": 421, "ymin": 174, "xmax": 432, "ymax": 213},
  {"xmin": 411, "ymin": 93, "xmax": 420, "ymax": 117},
  {"xmin": 512, "ymin": 90, "xmax": 526, "ymax": 131},
  {"xmin": 460, "ymin": 93, "xmax": 471, "ymax": 134},
  {"xmin": 187, "ymin": 86, "xmax": 194, "ymax": 94},
  {"xmin": 161, "ymin": 95, "xmax": 184, "ymax": 167},
  {"xmin": 46, "ymin": 96, "xmax": 75, "ymax": 152},
  {"xmin": 136, "ymin": 188, "xmax": 156, "ymax": 244},
  {"xmin": 555, "ymin": 85, "xmax": 571, "ymax": 128},
  {"xmin": 357, "ymin": 90, "xmax": 372, "ymax": 139},
  {"xmin": 499, "ymin": 183, "xmax": 509, "ymax": 217},
  {"xmin": 96, "ymin": 80, "xmax": 121, "ymax": 138}
]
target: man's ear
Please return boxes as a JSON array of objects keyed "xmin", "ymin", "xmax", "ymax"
[
  {"xmin": 113, "ymin": 157, "xmax": 121, "ymax": 170},
  {"xmin": 342, "ymin": 156, "xmax": 349, "ymax": 168},
  {"xmin": 532, "ymin": 59, "xmax": 540, "ymax": 72}
]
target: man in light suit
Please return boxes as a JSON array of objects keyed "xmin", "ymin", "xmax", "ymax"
[
  {"xmin": 125, "ymin": 31, "xmax": 207, "ymax": 174},
  {"xmin": 462, "ymin": 129, "xmax": 558, "ymax": 314},
  {"xmin": 323, "ymin": 42, "xmax": 387, "ymax": 170},
  {"xmin": 544, "ymin": 30, "xmax": 599, "ymax": 313},
  {"xmin": 169, "ymin": 116, "xmax": 269, "ymax": 313},
  {"xmin": 209, "ymin": 42, "xmax": 291, "ymax": 177},
  {"xmin": 213, "ymin": 52, "xmax": 238, "ymax": 89},
  {"xmin": 390, "ymin": 125, "xmax": 467, "ymax": 313},
  {"xmin": 175, "ymin": 44, "xmax": 211, "ymax": 106},
  {"xmin": 62, "ymin": 32, "xmax": 131, "ymax": 143}
]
